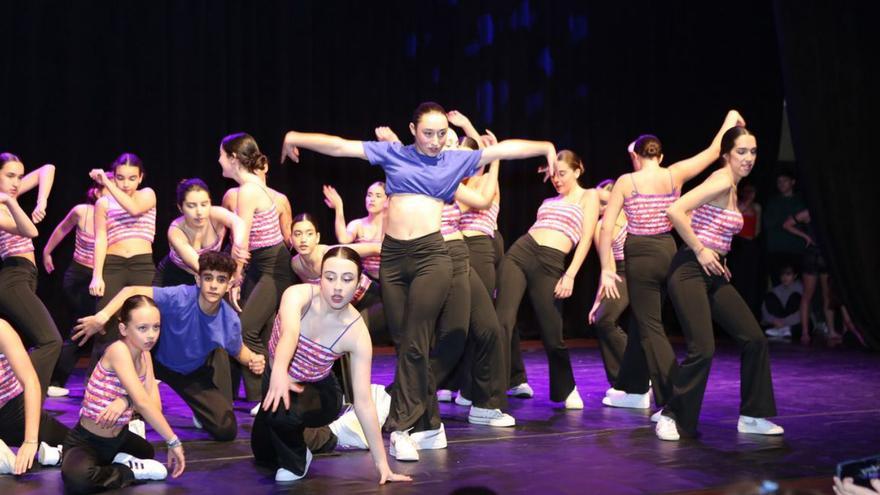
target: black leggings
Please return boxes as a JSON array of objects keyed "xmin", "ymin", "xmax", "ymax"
[
  {"xmin": 432, "ymin": 240, "xmax": 471, "ymax": 391},
  {"xmin": 153, "ymin": 254, "xmax": 195, "ymax": 287},
  {"xmin": 496, "ymin": 234, "xmax": 575, "ymax": 402},
  {"xmin": 238, "ymin": 243, "xmax": 293, "ymax": 401},
  {"xmin": 52, "ymin": 260, "xmax": 95, "ymax": 388},
  {"xmin": 0, "ymin": 393, "xmax": 70, "ymax": 447},
  {"xmin": 380, "ymin": 232, "xmax": 452, "ymax": 433},
  {"xmin": 251, "ymin": 372, "xmax": 342, "ymax": 476},
  {"xmin": 621, "ymin": 233, "xmax": 678, "ymax": 406},
  {"xmin": 593, "ymin": 261, "xmax": 650, "ymax": 392},
  {"xmin": 464, "ymin": 234, "xmax": 497, "ymax": 297},
  {"xmin": 665, "ymin": 248, "xmax": 777, "ymax": 436},
  {"xmin": 0, "ymin": 257, "xmax": 62, "ymax": 398},
  {"xmin": 61, "ymin": 422, "xmax": 154, "ymax": 495}
]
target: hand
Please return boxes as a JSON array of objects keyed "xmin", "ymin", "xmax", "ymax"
[
  {"xmin": 696, "ymin": 247, "xmax": 726, "ymax": 278},
  {"xmin": 89, "ymin": 168, "xmax": 108, "ymax": 185},
  {"xmin": 280, "ymin": 132, "xmax": 301, "ymax": 164},
  {"xmin": 13, "ymin": 442, "xmax": 37, "ymax": 475},
  {"xmin": 96, "ymin": 397, "xmax": 128, "ymax": 428},
  {"xmin": 73, "ymin": 313, "xmax": 109, "ymax": 346},
  {"xmin": 599, "ymin": 269, "xmax": 623, "ymax": 299},
  {"xmin": 43, "ymin": 252, "xmax": 55, "ymax": 274},
  {"xmin": 724, "ymin": 110, "xmax": 746, "ymax": 128},
  {"xmin": 804, "ymin": 235, "xmax": 815, "ymax": 247},
  {"xmin": 833, "ymin": 477, "xmax": 880, "ymax": 495},
  {"xmin": 228, "ymin": 286, "xmax": 243, "ymax": 312},
  {"xmin": 481, "ymin": 129, "xmax": 499, "ymax": 147},
  {"xmin": 0, "ymin": 191, "xmax": 10, "ymax": 204},
  {"xmin": 322, "ymin": 185, "xmax": 343, "ymax": 210},
  {"xmin": 31, "ymin": 199, "xmax": 47, "ymax": 224},
  {"xmin": 167, "ymin": 444, "xmax": 186, "ymax": 478},
  {"xmin": 248, "ymin": 353, "xmax": 266, "ymax": 375},
  {"xmin": 588, "ymin": 298, "xmax": 602, "ymax": 325},
  {"xmin": 377, "ymin": 463, "xmax": 413, "ymax": 485},
  {"xmin": 446, "ymin": 110, "xmax": 472, "ymax": 129},
  {"xmin": 554, "ymin": 273, "xmax": 574, "ymax": 299},
  {"xmin": 231, "ymin": 243, "xmax": 250, "ymax": 264},
  {"xmin": 89, "ymin": 276, "xmax": 105, "ymax": 297},
  {"xmin": 262, "ymin": 370, "xmax": 293, "ymax": 413},
  {"xmin": 545, "ymin": 143, "xmax": 558, "ymax": 178},
  {"xmin": 375, "ymin": 126, "xmax": 400, "ymax": 143}
]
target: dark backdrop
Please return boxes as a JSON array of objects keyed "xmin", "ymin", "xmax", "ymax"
[{"xmin": 1, "ymin": 1, "xmax": 795, "ymax": 341}]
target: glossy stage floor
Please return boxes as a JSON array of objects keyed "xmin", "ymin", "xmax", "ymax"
[{"xmin": 2, "ymin": 340, "xmax": 878, "ymax": 494}]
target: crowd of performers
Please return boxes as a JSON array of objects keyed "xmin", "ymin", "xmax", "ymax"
[{"xmin": 0, "ymin": 103, "xmax": 785, "ymax": 492}]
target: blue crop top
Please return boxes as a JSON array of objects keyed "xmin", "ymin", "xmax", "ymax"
[{"xmin": 362, "ymin": 141, "xmax": 483, "ymax": 203}]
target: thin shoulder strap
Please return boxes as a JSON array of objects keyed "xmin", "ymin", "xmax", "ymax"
[
  {"xmin": 301, "ymin": 285, "xmax": 315, "ymax": 318},
  {"xmin": 667, "ymin": 169, "xmax": 676, "ymax": 193},
  {"xmin": 329, "ymin": 313, "xmax": 363, "ymax": 351},
  {"xmin": 629, "ymin": 174, "xmax": 639, "ymax": 194}
]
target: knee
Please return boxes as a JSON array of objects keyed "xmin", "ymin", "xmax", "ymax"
[
  {"xmin": 209, "ymin": 417, "xmax": 238, "ymax": 442},
  {"xmin": 743, "ymin": 333, "xmax": 769, "ymax": 353},
  {"xmin": 61, "ymin": 457, "xmax": 96, "ymax": 495},
  {"xmin": 690, "ymin": 341, "xmax": 715, "ymax": 362}
]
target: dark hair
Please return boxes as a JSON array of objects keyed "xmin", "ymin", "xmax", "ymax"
[
  {"xmin": 460, "ymin": 137, "xmax": 479, "ymax": 151},
  {"xmin": 176, "ymin": 178, "xmax": 211, "ymax": 207},
  {"xmin": 322, "ymin": 246, "xmax": 363, "ymax": 279},
  {"xmin": 779, "ymin": 263, "xmax": 798, "ymax": 276},
  {"xmin": 119, "ymin": 295, "xmax": 159, "ymax": 325},
  {"xmin": 633, "ymin": 135, "xmax": 662, "ymax": 158},
  {"xmin": 86, "ymin": 185, "xmax": 102, "ymax": 204},
  {"xmin": 557, "ymin": 150, "xmax": 584, "ymax": 174},
  {"xmin": 368, "ymin": 181, "xmax": 386, "ymax": 191},
  {"xmin": 776, "ymin": 167, "xmax": 796, "ymax": 180},
  {"xmin": 198, "ymin": 251, "xmax": 237, "ymax": 276},
  {"xmin": 596, "ymin": 178, "xmax": 615, "ymax": 190},
  {"xmin": 111, "ymin": 153, "xmax": 144, "ymax": 176},
  {"xmin": 719, "ymin": 126, "xmax": 755, "ymax": 159},
  {"xmin": 292, "ymin": 212, "xmax": 319, "ymax": 233},
  {"xmin": 412, "ymin": 101, "xmax": 446, "ymax": 126},
  {"xmin": 0, "ymin": 152, "xmax": 21, "ymax": 168},
  {"xmin": 221, "ymin": 132, "xmax": 269, "ymax": 174}
]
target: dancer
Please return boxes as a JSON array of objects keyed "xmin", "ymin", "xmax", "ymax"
[
  {"xmin": 280, "ymin": 101, "xmax": 557, "ymax": 461},
  {"xmin": 0, "ymin": 319, "xmax": 69, "ymax": 475},
  {"xmin": 597, "ymin": 111, "xmax": 745, "ymax": 414},
  {"xmin": 222, "ymin": 159, "xmax": 294, "ymax": 250},
  {"xmin": 659, "ymin": 126, "xmax": 782, "ymax": 440},
  {"xmin": 74, "ymin": 251, "xmax": 265, "ymax": 442},
  {"xmin": 61, "ymin": 295, "xmax": 185, "ymax": 493},
  {"xmin": 497, "ymin": 150, "xmax": 600, "ymax": 409},
  {"xmin": 155, "ymin": 178, "xmax": 248, "ymax": 288},
  {"xmin": 256, "ymin": 247, "xmax": 411, "ymax": 484},
  {"xmin": 0, "ymin": 153, "xmax": 61, "ymax": 398}
]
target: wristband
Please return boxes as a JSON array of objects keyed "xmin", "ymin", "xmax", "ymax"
[
  {"xmin": 22, "ymin": 439, "xmax": 38, "ymax": 445},
  {"xmin": 166, "ymin": 436, "xmax": 182, "ymax": 449}
]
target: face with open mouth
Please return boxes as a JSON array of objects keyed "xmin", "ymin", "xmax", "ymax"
[
  {"xmin": 725, "ymin": 134, "xmax": 758, "ymax": 180},
  {"xmin": 320, "ymin": 257, "xmax": 360, "ymax": 310}
]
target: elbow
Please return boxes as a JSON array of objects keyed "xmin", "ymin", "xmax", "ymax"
[{"xmin": 24, "ymin": 226, "xmax": 39, "ymax": 238}]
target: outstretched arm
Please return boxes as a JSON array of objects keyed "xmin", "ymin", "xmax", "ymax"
[
  {"xmin": 281, "ymin": 131, "xmax": 368, "ymax": 164},
  {"xmin": 73, "ymin": 286, "xmax": 154, "ymax": 345},
  {"xmin": 478, "ymin": 139, "xmax": 557, "ymax": 174}
]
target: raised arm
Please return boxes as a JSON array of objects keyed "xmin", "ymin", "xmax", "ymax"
[
  {"xmin": 0, "ymin": 194, "xmax": 39, "ymax": 238},
  {"xmin": 554, "ymin": 190, "xmax": 600, "ymax": 299},
  {"xmin": 323, "ymin": 185, "xmax": 357, "ymax": 244},
  {"xmin": 446, "ymin": 111, "xmax": 484, "ymax": 148},
  {"xmin": 667, "ymin": 172, "xmax": 732, "ymax": 277},
  {"xmin": 281, "ymin": 131, "xmax": 368, "ymax": 164},
  {"xmin": 262, "ymin": 284, "xmax": 312, "ymax": 412},
  {"xmin": 18, "ymin": 163, "xmax": 55, "ymax": 223},
  {"xmin": 89, "ymin": 169, "xmax": 156, "ymax": 216},
  {"xmin": 73, "ymin": 286, "xmax": 154, "ymax": 345},
  {"xmin": 668, "ymin": 110, "xmax": 745, "ymax": 185},
  {"xmin": 0, "ymin": 322, "xmax": 41, "ymax": 474},
  {"xmin": 42, "ymin": 205, "xmax": 83, "ymax": 274}
]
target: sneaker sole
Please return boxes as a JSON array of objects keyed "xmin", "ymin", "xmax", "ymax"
[
  {"xmin": 388, "ymin": 445, "xmax": 419, "ymax": 462},
  {"xmin": 468, "ymin": 415, "xmax": 515, "ymax": 427}
]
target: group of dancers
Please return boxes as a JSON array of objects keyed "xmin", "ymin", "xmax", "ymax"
[{"xmin": 0, "ymin": 102, "xmax": 784, "ymax": 492}]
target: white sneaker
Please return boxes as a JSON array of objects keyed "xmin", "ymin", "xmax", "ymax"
[
  {"xmin": 128, "ymin": 419, "xmax": 146, "ymax": 439},
  {"xmin": 370, "ymin": 384, "xmax": 392, "ymax": 427},
  {"xmin": 650, "ymin": 410, "xmax": 663, "ymax": 423},
  {"xmin": 0, "ymin": 439, "xmax": 15, "ymax": 475},
  {"xmin": 601, "ymin": 392, "xmax": 650, "ymax": 409},
  {"xmin": 192, "ymin": 415, "xmax": 203, "ymax": 430},
  {"xmin": 605, "ymin": 387, "xmax": 626, "ymax": 398},
  {"xmin": 410, "ymin": 423, "xmax": 447, "ymax": 450},
  {"xmin": 274, "ymin": 449, "xmax": 312, "ymax": 482},
  {"xmin": 250, "ymin": 403, "xmax": 260, "ymax": 416},
  {"xmin": 468, "ymin": 406, "xmax": 515, "ymax": 427},
  {"xmin": 47, "ymin": 386, "xmax": 70, "ymax": 398},
  {"xmin": 38, "ymin": 442, "xmax": 62, "ymax": 466},
  {"xmin": 454, "ymin": 393, "xmax": 472, "ymax": 407},
  {"xmin": 564, "ymin": 388, "xmax": 584, "ymax": 410},
  {"xmin": 655, "ymin": 414, "xmax": 680, "ymax": 441},
  {"xmin": 389, "ymin": 430, "xmax": 419, "ymax": 462},
  {"xmin": 329, "ymin": 409, "xmax": 368, "ymax": 449},
  {"xmin": 508, "ymin": 383, "xmax": 534, "ymax": 398},
  {"xmin": 436, "ymin": 389, "xmax": 453, "ymax": 402},
  {"xmin": 112, "ymin": 453, "xmax": 167, "ymax": 480},
  {"xmin": 737, "ymin": 415, "xmax": 784, "ymax": 435}
]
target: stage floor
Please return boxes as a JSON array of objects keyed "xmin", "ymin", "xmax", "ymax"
[{"xmin": 2, "ymin": 340, "xmax": 878, "ymax": 494}]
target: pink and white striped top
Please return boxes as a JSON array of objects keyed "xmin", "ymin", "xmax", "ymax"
[
  {"xmin": 691, "ymin": 203, "xmax": 743, "ymax": 254},
  {"xmin": 611, "ymin": 222, "xmax": 628, "ymax": 261},
  {"xmin": 248, "ymin": 203, "xmax": 284, "ymax": 250},
  {"xmin": 623, "ymin": 172, "xmax": 679, "ymax": 236},
  {"xmin": 356, "ymin": 236, "xmax": 381, "ymax": 278},
  {"xmin": 80, "ymin": 359, "xmax": 145, "ymax": 428},
  {"xmin": 0, "ymin": 230, "xmax": 34, "ymax": 260},
  {"xmin": 529, "ymin": 197, "xmax": 584, "ymax": 245},
  {"xmin": 168, "ymin": 222, "xmax": 223, "ymax": 272},
  {"xmin": 105, "ymin": 197, "xmax": 156, "ymax": 245},
  {"xmin": 440, "ymin": 203, "xmax": 462, "ymax": 237},
  {"xmin": 0, "ymin": 352, "xmax": 24, "ymax": 409},
  {"xmin": 268, "ymin": 306, "xmax": 360, "ymax": 383},
  {"xmin": 73, "ymin": 227, "xmax": 95, "ymax": 268},
  {"xmin": 459, "ymin": 203, "xmax": 499, "ymax": 237}
]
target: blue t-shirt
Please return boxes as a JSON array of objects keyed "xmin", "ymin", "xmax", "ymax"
[
  {"xmin": 153, "ymin": 285, "xmax": 244, "ymax": 375},
  {"xmin": 362, "ymin": 141, "xmax": 483, "ymax": 203}
]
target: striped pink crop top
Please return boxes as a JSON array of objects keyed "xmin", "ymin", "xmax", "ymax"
[
  {"xmin": 105, "ymin": 197, "xmax": 157, "ymax": 245},
  {"xmin": 623, "ymin": 172, "xmax": 679, "ymax": 236},
  {"xmin": 611, "ymin": 222, "xmax": 628, "ymax": 261},
  {"xmin": 440, "ymin": 203, "xmax": 462, "ymax": 236},
  {"xmin": 74, "ymin": 228, "xmax": 95, "ymax": 268},
  {"xmin": 356, "ymin": 236, "xmax": 381, "ymax": 277},
  {"xmin": 80, "ymin": 359, "xmax": 146, "ymax": 428},
  {"xmin": 529, "ymin": 197, "xmax": 584, "ymax": 245},
  {"xmin": 0, "ymin": 230, "xmax": 34, "ymax": 260},
  {"xmin": 168, "ymin": 221, "xmax": 223, "ymax": 272},
  {"xmin": 248, "ymin": 188, "xmax": 284, "ymax": 250},
  {"xmin": 459, "ymin": 203, "xmax": 499, "ymax": 237},
  {"xmin": 0, "ymin": 352, "xmax": 24, "ymax": 409},
  {"xmin": 691, "ymin": 203, "xmax": 743, "ymax": 254}
]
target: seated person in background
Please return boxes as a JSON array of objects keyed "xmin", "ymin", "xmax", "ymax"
[{"xmin": 761, "ymin": 264, "xmax": 803, "ymax": 341}]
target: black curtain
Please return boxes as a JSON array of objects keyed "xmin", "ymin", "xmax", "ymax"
[
  {"xmin": 774, "ymin": 1, "xmax": 879, "ymax": 349},
  {"xmin": 2, "ymin": 0, "xmax": 782, "ymax": 337}
]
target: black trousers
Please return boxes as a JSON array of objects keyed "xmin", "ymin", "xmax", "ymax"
[
  {"xmin": 432, "ymin": 240, "xmax": 471, "ymax": 391},
  {"xmin": 464, "ymin": 234, "xmax": 497, "ymax": 297},
  {"xmin": 594, "ymin": 260, "xmax": 650, "ymax": 392},
  {"xmin": 251, "ymin": 372, "xmax": 342, "ymax": 476},
  {"xmin": 153, "ymin": 254, "xmax": 195, "ymax": 287},
  {"xmin": 0, "ymin": 257, "xmax": 62, "ymax": 398},
  {"xmin": 728, "ymin": 236, "xmax": 762, "ymax": 317},
  {"xmin": 380, "ymin": 232, "xmax": 452, "ymax": 433},
  {"xmin": 496, "ymin": 234, "xmax": 575, "ymax": 402},
  {"xmin": 154, "ymin": 354, "xmax": 238, "ymax": 441},
  {"xmin": 621, "ymin": 233, "xmax": 679, "ymax": 407},
  {"xmin": 763, "ymin": 291, "xmax": 803, "ymax": 339},
  {"xmin": 0, "ymin": 393, "xmax": 69, "ymax": 446},
  {"xmin": 90, "ymin": 253, "xmax": 156, "ymax": 377},
  {"xmin": 61, "ymin": 423, "xmax": 155, "ymax": 495},
  {"xmin": 238, "ymin": 243, "xmax": 293, "ymax": 401},
  {"xmin": 52, "ymin": 261, "xmax": 95, "ymax": 388},
  {"xmin": 664, "ymin": 248, "xmax": 778, "ymax": 436}
]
